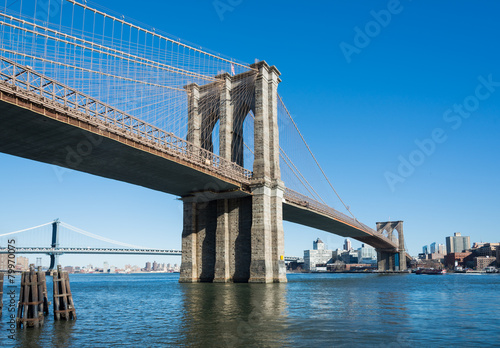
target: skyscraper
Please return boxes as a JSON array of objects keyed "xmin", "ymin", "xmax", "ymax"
[
  {"xmin": 446, "ymin": 232, "xmax": 471, "ymax": 254},
  {"xmin": 344, "ymin": 239, "xmax": 352, "ymax": 251},
  {"xmin": 313, "ymin": 238, "xmax": 325, "ymax": 250},
  {"xmin": 422, "ymin": 245, "xmax": 429, "ymax": 254},
  {"xmin": 438, "ymin": 244, "xmax": 446, "ymax": 254},
  {"xmin": 430, "ymin": 242, "xmax": 436, "ymax": 254}
]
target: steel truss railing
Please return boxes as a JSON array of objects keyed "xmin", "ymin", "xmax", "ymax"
[{"xmin": 0, "ymin": 57, "xmax": 252, "ymax": 184}]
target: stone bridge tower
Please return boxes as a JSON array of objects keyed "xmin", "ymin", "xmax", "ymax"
[
  {"xmin": 376, "ymin": 221, "xmax": 407, "ymax": 271},
  {"xmin": 179, "ymin": 61, "xmax": 286, "ymax": 283}
]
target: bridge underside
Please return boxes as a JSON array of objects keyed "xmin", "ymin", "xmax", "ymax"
[
  {"xmin": 0, "ymin": 98, "xmax": 246, "ymax": 198},
  {"xmin": 283, "ymin": 202, "xmax": 396, "ymax": 250},
  {"xmin": 283, "ymin": 202, "xmax": 410, "ymax": 269}
]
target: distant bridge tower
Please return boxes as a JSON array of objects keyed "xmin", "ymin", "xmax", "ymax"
[
  {"xmin": 180, "ymin": 61, "xmax": 286, "ymax": 283},
  {"xmin": 376, "ymin": 221, "xmax": 407, "ymax": 271},
  {"xmin": 49, "ymin": 219, "xmax": 61, "ymax": 270}
]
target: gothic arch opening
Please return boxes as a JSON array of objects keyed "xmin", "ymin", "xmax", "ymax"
[{"xmin": 211, "ymin": 119, "xmax": 220, "ymax": 157}]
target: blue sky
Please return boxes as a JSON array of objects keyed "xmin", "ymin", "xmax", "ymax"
[{"xmin": 1, "ymin": 0, "xmax": 500, "ymax": 267}]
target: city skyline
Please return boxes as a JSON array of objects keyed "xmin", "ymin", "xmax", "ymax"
[{"xmin": 1, "ymin": 0, "xmax": 500, "ymax": 264}]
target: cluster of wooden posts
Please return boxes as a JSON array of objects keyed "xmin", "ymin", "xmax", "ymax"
[{"xmin": 0, "ymin": 265, "xmax": 76, "ymax": 328}]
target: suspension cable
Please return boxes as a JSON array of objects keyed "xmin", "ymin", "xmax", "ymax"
[
  {"xmin": 0, "ymin": 221, "xmax": 52, "ymax": 237},
  {"xmin": 278, "ymin": 94, "xmax": 357, "ymax": 220}
]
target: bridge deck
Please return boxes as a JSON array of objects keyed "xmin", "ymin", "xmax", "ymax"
[{"xmin": 0, "ymin": 92, "xmax": 247, "ymax": 198}]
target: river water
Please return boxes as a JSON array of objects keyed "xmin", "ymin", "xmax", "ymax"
[{"xmin": 2, "ymin": 272, "xmax": 499, "ymax": 347}]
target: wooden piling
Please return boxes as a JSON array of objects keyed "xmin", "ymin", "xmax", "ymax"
[
  {"xmin": 37, "ymin": 266, "xmax": 49, "ymax": 316},
  {"xmin": 0, "ymin": 272, "xmax": 3, "ymax": 315},
  {"xmin": 16, "ymin": 264, "xmax": 44, "ymax": 328},
  {"xmin": 53, "ymin": 265, "xmax": 76, "ymax": 320}
]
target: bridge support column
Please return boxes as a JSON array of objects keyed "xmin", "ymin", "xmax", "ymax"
[
  {"xmin": 376, "ymin": 250, "xmax": 395, "ymax": 271},
  {"xmin": 248, "ymin": 61, "xmax": 286, "ymax": 283},
  {"xmin": 179, "ymin": 196, "xmax": 252, "ymax": 283},
  {"xmin": 376, "ymin": 221, "xmax": 407, "ymax": 271},
  {"xmin": 248, "ymin": 183, "xmax": 273, "ymax": 283},
  {"xmin": 186, "ymin": 84, "xmax": 201, "ymax": 148},
  {"xmin": 180, "ymin": 61, "xmax": 286, "ymax": 283},
  {"xmin": 180, "ymin": 199, "xmax": 200, "ymax": 283},
  {"xmin": 397, "ymin": 223, "xmax": 407, "ymax": 271},
  {"xmin": 271, "ymin": 183, "xmax": 287, "ymax": 283},
  {"xmin": 48, "ymin": 219, "xmax": 60, "ymax": 271},
  {"xmin": 214, "ymin": 199, "xmax": 230, "ymax": 282}
]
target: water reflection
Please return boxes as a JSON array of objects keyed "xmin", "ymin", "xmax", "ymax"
[{"xmin": 179, "ymin": 283, "xmax": 289, "ymax": 347}]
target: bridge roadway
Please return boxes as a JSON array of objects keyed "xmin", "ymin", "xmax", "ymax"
[
  {"xmin": 0, "ymin": 247, "xmax": 182, "ymax": 255},
  {"xmin": 0, "ymin": 58, "xmax": 410, "ymax": 261}
]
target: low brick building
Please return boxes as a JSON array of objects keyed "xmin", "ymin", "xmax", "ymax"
[
  {"xmin": 474, "ymin": 256, "xmax": 496, "ymax": 270},
  {"xmin": 444, "ymin": 252, "xmax": 473, "ymax": 269}
]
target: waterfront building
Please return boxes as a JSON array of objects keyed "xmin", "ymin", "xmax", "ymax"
[
  {"xmin": 145, "ymin": 262, "xmax": 152, "ymax": 271},
  {"xmin": 153, "ymin": 261, "xmax": 158, "ymax": 271},
  {"xmin": 473, "ymin": 243, "xmax": 499, "ymax": 257},
  {"xmin": 103, "ymin": 261, "xmax": 110, "ymax": 273},
  {"xmin": 429, "ymin": 253, "xmax": 446, "ymax": 260},
  {"xmin": 304, "ymin": 238, "xmax": 333, "ymax": 271},
  {"xmin": 340, "ymin": 250, "xmax": 359, "ymax": 264},
  {"xmin": 357, "ymin": 244, "xmax": 377, "ymax": 264},
  {"xmin": 332, "ymin": 248, "xmax": 343, "ymax": 261},
  {"xmin": 444, "ymin": 252, "xmax": 473, "ymax": 269},
  {"xmin": 430, "ymin": 242, "xmax": 436, "ymax": 254},
  {"xmin": 438, "ymin": 244, "xmax": 446, "ymax": 254},
  {"xmin": 0, "ymin": 253, "xmax": 7, "ymax": 270},
  {"xmin": 344, "ymin": 239, "xmax": 352, "ymax": 251},
  {"xmin": 474, "ymin": 256, "xmax": 495, "ymax": 270},
  {"xmin": 16, "ymin": 256, "xmax": 29, "ymax": 271},
  {"xmin": 446, "ymin": 232, "xmax": 471, "ymax": 254}
]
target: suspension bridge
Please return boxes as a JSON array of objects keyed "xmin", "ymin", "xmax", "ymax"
[
  {"xmin": 0, "ymin": 220, "xmax": 182, "ymax": 269},
  {"xmin": 0, "ymin": 219, "xmax": 299, "ymax": 269},
  {"xmin": 0, "ymin": 0, "xmax": 410, "ymax": 283}
]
